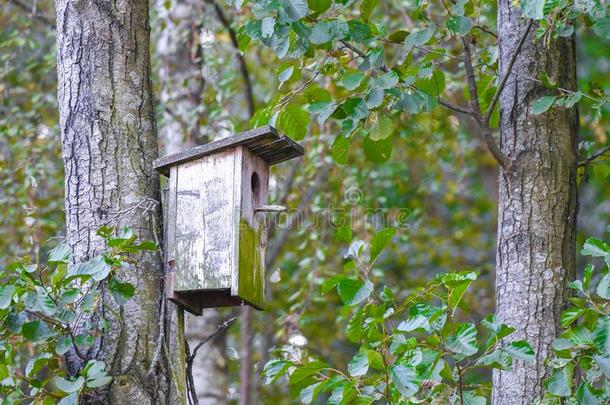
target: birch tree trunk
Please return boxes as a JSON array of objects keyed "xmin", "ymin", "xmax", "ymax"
[
  {"xmin": 154, "ymin": 1, "xmax": 229, "ymax": 403},
  {"xmin": 55, "ymin": 0, "xmax": 185, "ymax": 402},
  {"xmin": 493, "ymin": 3, "xmax": 579, "ymax": 402}
]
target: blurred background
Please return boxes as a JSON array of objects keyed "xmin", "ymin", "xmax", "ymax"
[{"xmin": 1, "ymin": 0, "xmax": 608, "ymax": 403}]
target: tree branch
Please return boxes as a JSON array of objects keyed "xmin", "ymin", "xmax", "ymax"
[
  {"xmin": 484, "ymin": 19, "xmax": 534, "ymax": 126},
  {"xmin": 462, "ymin": 38, "xmax": 509, "ymax": 169},
  {"xmin": 7, "ymin": 0, "xmax": 54, "ymax": 26},
  {"xmin": 189, "ymin": 316, "xmax": 237, "ymax": 361},
  {"xmin": 438, "ymin": 99, "xmax": 473, "ymax": 115},
  {"xmin": 578, "ymin": 145, "xmax": 610, "ymax": 167},
  {"xmin": 206, "ymin": 0, "xmax": 256, "ymax": 116},
  {"xmin": 339, "ymin": 39, "xmax": 389, "ymax": 73}
]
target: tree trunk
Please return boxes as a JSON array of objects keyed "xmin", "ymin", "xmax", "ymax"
[
  {"xmin": 55, "ymin": 0, "xmax": 185, "ymax": 402},
  {"xmin": 153, "ymin": 0, "xmax": 229, "ymax": 403},
  {"xmin": 493, "ymin": 3, "xmax": 579, "ymax": 403}
]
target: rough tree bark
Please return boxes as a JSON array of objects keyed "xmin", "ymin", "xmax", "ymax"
[
  {"xmin": 55, "ymin": 0, "xmax": 186, "ymax": 402},
  {"xmin": 154, "ymin": 0, "xmax": 229, "ymax": 403},
  {"xmin": 493, "ymin": 2, "xmax": 579, "ymax": 403}
]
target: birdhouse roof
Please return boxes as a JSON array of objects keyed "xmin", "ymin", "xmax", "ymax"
[{"xmin": 154, "ymin": 126, "xmax": 304, "ymax": 176}]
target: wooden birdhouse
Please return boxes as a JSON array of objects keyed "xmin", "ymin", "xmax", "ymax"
[{"xmin": 154, "ymin": 126, "xmax": 304, "ymax": 315}]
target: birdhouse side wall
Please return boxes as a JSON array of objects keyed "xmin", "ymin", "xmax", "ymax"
[{"xmin": 231, "ymin": 146, "xmax": 269, "ymax": 308}]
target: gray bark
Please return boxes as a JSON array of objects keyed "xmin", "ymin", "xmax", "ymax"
[
  {"xmin": 55, "ymin": 0, "xmax": 185, "ymax": 402},
  {"xmin": 153, "ymin": 0, "xmax": 229, "ymax": 403},
  {"xmin": 493, "ymin": 2, "xmax": 579, "ymax": 403}
]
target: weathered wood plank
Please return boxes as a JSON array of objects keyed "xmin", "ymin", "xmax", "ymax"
[
  {"xmin": 232, "ymin": 146, "xmax": 268, "ymax": 309},
  {"xmin": 173, "ymin": 151, "xmax": 235, "ymax": 291},
  {"xmin": 154, "ymin": 125, "xmax": 304, "ymax": 176}
]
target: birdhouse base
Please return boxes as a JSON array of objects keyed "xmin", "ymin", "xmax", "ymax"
[
  {"xmin": 166, "ymin": 272, "xmax": 263, "ymax": 315},
  {"xmin": 168, "ymin": 290, "xmax": 262, "ymax": 316}
]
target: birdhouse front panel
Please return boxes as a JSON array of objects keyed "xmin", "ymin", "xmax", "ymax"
[
  {"xmin": 155, "ymin": 126, "xmax": 304, "ymax": 314},
  {"xmin": 173, "ymin": 149, "xmax": 237, "ymax": 292}
]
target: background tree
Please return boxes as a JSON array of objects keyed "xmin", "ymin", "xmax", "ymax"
[
  {"xmin": 153, "ymin": 0, "xmax": 231, "ymax": 402},
  {"xmin": 54, "ymin": 0, "xmax": 185, "ymax": 401},
  {"xmin": 493, "ymin": 2, "xmax": 578, "ymax": 401}
]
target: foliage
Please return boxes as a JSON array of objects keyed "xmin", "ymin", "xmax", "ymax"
[
  {"xmin": 0, "ymin": 6, "xmax": 63, "ymax": 267},
  {"xmin": 537, "ymin": 227, "xmax": 610, "ymax": 404},
  {"xmin": 263, "ymin": 226, "xmax": 535, "ymax": 403},
  {"xmin": 233, "ymin": 0, "xmax": 609, "ymax": 169},
  {"xmin": 0, "ymin": 227, "xmax": 156, "ymax": 403}
]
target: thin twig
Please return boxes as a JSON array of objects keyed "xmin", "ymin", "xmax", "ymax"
[
  {"xmin": 484, "ymin": 19, "xmax": 534, "ymax": 126},
  {"xmin": 578, "ymin": 145, "xmax": 610, "ymax": 167},
  {"xmin": 7, "ymin": 0, "xmax": 54, "ymax": 26},
  {"xmin": 438, "ymin": 99, "xmax": 473, "ymax": 115},
  {"xmin": 188, "ymin": 317, "xmax": 237, "ymax": 361},
  {"xmin": 339, "ymin": 40, "xmax": 389, "ymax": 73},
  {"xmin": 206, "ymin": 0, "xmax": 256, "ymax": 116}
]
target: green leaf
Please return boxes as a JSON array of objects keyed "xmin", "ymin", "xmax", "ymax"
[
  {"xmin": 442, "ymin": 271, "xmax": 477, "ymax": 309},
  {"xmin": 308, "ymin": 0, "xmax": 331, "ymax": 13},
  {"xmin": 68, "ymin": 256, "xmax": 111, "ymax": 282},
  {"xmin": 582, "ymin": 238, "xmax": 610, "ymax": 257},
  {"xmin": 369, "ymin": 114, "xmax": 395, "ymax": 141},
  {"xmin": 278, "ymin": 105, "xmax": 309, "ymax": 140},
  {"xmin": 25, "ymin": 353, "xmax": 52, "ymax": 377},
  {"xmin": 310, "ymin": 20, "xmax": 348, "ymax": 44},
  {"xmin": 363, "ymin": 135, "xmax": 392, "ymax": 164},
  {"xmin": 346, "ymin": 308, "xmax": 363, "ymax": 342},
  {"xmin": 53, "ymin": 376, "xmax": 85, "ymax": 394},
  {"xmin": 36, "ymin": 287, "xmax": 57, "ymax": 315},
  {"xmin": 463, "ymin": 392, "xmax": 487, "ymax": 405},
  {"xmin": 446, "ymin": 323, "xmax": 478, "ymax": 356},
  {"xmin": 593, "ymin": 355, "xmax": 610, "ymax": 378},
  {"xmin": 0, "ymin": 285, "xmax": 16, "ymax": 309},
  {"xmin": 505, "ymin": 340, "xmax": 535, "ymax": 362},
  {"xmin": 376, "ymin": 70, "xmax": 399, "ymax": 89},
  {"xmin": 360, "ymin": 0, "xmax": 378, "ymax": 22},
  {"xmin": 342, "ymin": 71, "xmax": 365, "ymax": 91},
  {"xmin": 58, "ymin": 393, "xmax": 78, "ymax": 405},
  {"xmin": 49, "ymin": 243, "xmax": 71, "ymax": 263},
  {"xmin": 337, "ymin": 279, "xmax": 374, "ymax": 306},
  {"xmin": 397, "ymin": 315, "xmax": 430, "ymax": 332},
  {"xmin": 280, "ymin": 0, "xmax": 308, "ymax": 22},
  {"xmin": 289, "ymin": 361, "xmax": 327, "ymax": 393},
  {"xmin": 342, "ymin": 98, "xmax": 369, "ymax": 120},
  {"xmin": 403, "ymin": 25, "xmax": 436, "ymax": 55},
  {"xmin": 546, "ymin": 365, "xmax": 573, "ymax": 397},
  {"xmin": 278, "ymin": 65, "xmax": 294, "ymax": 86},
  {"xmin": 447, "ymin": 16, "xmax": 473, "ymax": 36},
  {"xmin": 370, "ymin": 227, "xmax": 396, "ymax": 261},
  {"xmin": 593, "ymin": 16, "xmax": 610, "ymax": 40},
  {"xmin": 564, "ymin": 91, "xmax": 582, "ymax": 108},
  {"xmin": 56, "ymin": 335, "xmax": 73, "ymax": 355},
  {"xmin": 109, "ymin": 278, "xmax": 135, "ymax": 305},
  {"xmin": 347, "ymin": 351, "xmax": 369, "ymax": 376},
  {"xmin": 300, "ymin": 381, "xmax": 323, "ymax": 404},
  {"xmin": 22, "ymin": 320, "xmax": 56, "ymax": 342},
  {"xmin": 331, "ymin": 135, "xmax": 350, "ymax": 165},
  {"xmin": 596, "ymin": 274, "xmax": 610, "ymax": 299},
  {"xmin": 531, "ymin": 96, "xmax": 556, "ymax": 115},
  {"xmin": 390, "ymin": 364, "xmax": 419, "ymax": 398},
  {"xmin": 522, "ymin": 0, "xmax": 546, "ymax": 20},
  {"xmin": 262, "ymin": 17, "xmax": 275, "ymax": 38},
  {"xmin": 264, "ymin": 359, "xmax": 293, "ymax": 384},
  {"xmin": 347, "ymin": 20, "xmax": 371, "ymax": 43},
  {"xmin": 560, "ymin": 307, "xmax": 585, "ymax": 327},
  {"xmin": 576, "ymin": 382, "xmax": 605, "ymax": 405}
]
